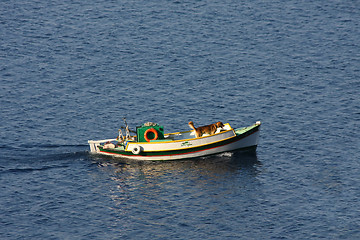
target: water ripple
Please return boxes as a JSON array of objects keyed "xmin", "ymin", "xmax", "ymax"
[{"xmin": 1, "ymin": 0, "xmax": 359, "ymax": 239}]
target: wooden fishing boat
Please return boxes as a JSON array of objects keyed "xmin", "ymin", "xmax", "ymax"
[{"xmin": 88, "ymin": 120, "xmax": 261, "ymax": 161}]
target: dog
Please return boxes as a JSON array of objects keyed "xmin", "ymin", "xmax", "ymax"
[{"xmin": 188, "ymin": 121, "xmax": 225, "ymax": 138}]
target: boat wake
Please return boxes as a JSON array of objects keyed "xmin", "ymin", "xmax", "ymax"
[
  {"xmin": 2, "ymin": 142, "xmax": 90, "ymax": 162},
  {"xmin": 2, "ymin": 164, "xmax": 70, "ymax": 175},
  {"xmin": 1, "ymin": 144, "xmax": 92, "ymax": 175},
  {"xmin": 18, "ymin": 143, "xmax": 89, "ymax": 149}
]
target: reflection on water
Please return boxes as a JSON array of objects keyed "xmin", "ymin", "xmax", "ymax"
[
  {"xmin": 92, "ymin": 151, "xmax": 262, "ymax": 199},
  {"xmin": 89, "ymin": 151, "xmax": 263, "ymax": 233},
  {"xmin": 93, "ymin": 150, "xmax": 261, "ymax": 181}
]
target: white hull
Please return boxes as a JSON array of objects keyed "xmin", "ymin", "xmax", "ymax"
[{"xmin": 88, "ymin": 121, "xmax": 260, "ymax": 161}]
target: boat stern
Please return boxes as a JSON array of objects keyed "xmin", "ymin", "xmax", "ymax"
[
  {"xmin": 88, "ymin": 139, "xmax": 117, "ymax": 153},
  {"xmin": 88, "ymin": 140, "xmax": 98, "ymax": 153}
]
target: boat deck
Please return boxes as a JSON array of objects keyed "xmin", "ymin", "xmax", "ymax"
[{"xmin": 164, "ymin": 123, "xmax": 233, "ymax": 141}]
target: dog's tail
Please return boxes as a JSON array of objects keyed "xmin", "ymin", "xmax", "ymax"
[{"xmin": 188, "ymin": 121, "xmax": 196, "ymax": 131}]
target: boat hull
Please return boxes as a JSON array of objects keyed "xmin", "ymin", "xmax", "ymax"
[{"xmin": 88, "ymin": 122, "xmax": 260, "ymax": 161}]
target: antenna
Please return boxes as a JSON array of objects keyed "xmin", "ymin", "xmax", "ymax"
[
  {"xmin": 123, "ymin": 117, "xmax": 130, "ymax": 140},
  {"xmin": 118, "ymin": 129, "xmax": 124, "ymax": 142}
]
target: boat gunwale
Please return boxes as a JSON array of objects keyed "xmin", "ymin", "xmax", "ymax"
[{"xmin": 136, "ymin": 122, "xmax": 258, "ymax": 145}]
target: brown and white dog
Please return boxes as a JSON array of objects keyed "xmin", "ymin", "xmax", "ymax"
[{"xmin": 188, "ymin": 121, "xmax": 225, "ymax": 138}]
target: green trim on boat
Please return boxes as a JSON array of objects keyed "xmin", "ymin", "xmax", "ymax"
[{"xmin": 234, "ymin": 124, "xmax": 257, "ymax": 135}]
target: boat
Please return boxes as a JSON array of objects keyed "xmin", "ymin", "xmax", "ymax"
[{"xmin": 88, "ymin": 120, "xmax": 261, "ymax": 161}]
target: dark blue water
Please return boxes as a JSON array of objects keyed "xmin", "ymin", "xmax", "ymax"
[{"xmin": 1, "ymin": 0, "xmax": 359, "ymax": 239}]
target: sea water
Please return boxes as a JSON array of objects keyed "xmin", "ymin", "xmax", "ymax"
[{"xmin": 1, "ymin": 0, "xmax": 359, "ymax": 239}]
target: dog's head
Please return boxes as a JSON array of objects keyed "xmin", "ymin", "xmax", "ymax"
[
  {"xmin": 188, "ymin": 121, "xmax": 194, "ymax": 126},
  {"xmin": 216, "ymin": 121, "xmax": 225, "ymax": 128}
]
